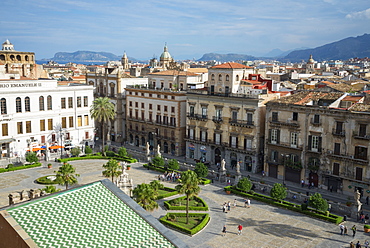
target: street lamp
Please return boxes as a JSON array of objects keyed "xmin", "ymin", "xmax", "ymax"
[{"xmin": 59, "ymin": 127, "xmax": 64, "ymax": 159}]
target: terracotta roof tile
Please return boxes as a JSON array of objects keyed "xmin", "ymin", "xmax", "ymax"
[
  {"xmin": 149, "ymin": 70, "xmax": 198, "ymax": 76},
  {"xmin": 211, "ymin": 62, "xmax": 252, "ymax": 69}
]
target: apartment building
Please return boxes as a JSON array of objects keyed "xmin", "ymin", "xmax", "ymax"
[
  {"xmin": 125, "ymin": 87, "xmax": 186, "ymax": 156},
  {"xmin": 265, "ymin": 91, "xmax": 370, "ymax": 196}
]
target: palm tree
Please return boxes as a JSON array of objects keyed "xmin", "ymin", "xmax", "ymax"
[
  {"xmin": 102, "ymin": 159, "xmax": 122, "ymax": 182},
  {"xmin": 149, "ymin": 180, "xmax": 164, "ymax": 193},
  {"xmin": 55, "ymin": 163, "xmax": 80, "ymax": 190},
  {"xmin": 133, "ymin": 183, "xmax": 159, "ymax": 211},
  {"xmin": 90, "ymin": 97, "xmax": 115, "ymax": 156},
  {"xmin": 175, "ymin": 170, "xmax": 201, "ymax": 224}
]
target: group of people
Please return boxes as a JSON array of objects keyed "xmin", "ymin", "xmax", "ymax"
[
  {"xmin": 158, "ymin": 171, "xmax": 181, "ymax": 182},
  {"xmin": 350, "ymin": 240, "xmax": 369, "ymax": 248},
  {"xmin": 359, "ymin": 213, "xmax": 369, "ymax": 224},
  {"xmin": 222, "ymin": 224, "xmax": 243, "ymax": 236},
  {"xmin": 301, "ymin": 179, "xmax": 315, "ymax": 189}
]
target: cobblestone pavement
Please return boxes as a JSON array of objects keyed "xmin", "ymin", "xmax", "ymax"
[{"xmin": 0, "ymin": 160, "xmax": 368, "ymax": 248}]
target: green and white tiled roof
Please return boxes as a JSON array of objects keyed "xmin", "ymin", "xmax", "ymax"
[{"xmin": 8, "ymin": 182, "xmax": 176, "ymax": 248}]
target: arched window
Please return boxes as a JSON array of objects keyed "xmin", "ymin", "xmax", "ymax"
[
  {"xmin": 16, "ymin": 55, "xmax": 21, "ymax": 61},
  {"xmin": 218, "ymin": 74, "xmax": 222, "ymax": 81},
  {"xmin": 39, "ymin": 96, "xmax": 44, "ymax": 111},
  {"xmin": 47, "ymin": 95, "xmax": 52, "ymax": 110},
  {"xmin": 0, "ymin": 98, "xmax": 7, "ymax": 114},
  {"xmin": 16, "ymin": 97, "xmax": 22, "ymax": 113},
  {"xmin": 226, "ymin": 75, "xmax": 229, "ymax": 81},
  {"xmin": 236, "ymin": 75, "xmax": 239, "ymax": 81},
  {"xmin": 110, "ymin": 84, "xmax": 115, "ymax": 97},
  {"xmin": 99, "ymin": 82, "xmax": 104, "ymax": 95},
  {"xmin": 25, "ymin": 97, "xmax": 30, "ymax": 112},
  {"xmin": 211, "ymin": 74, "xmax": 215, "ymax": 80}
]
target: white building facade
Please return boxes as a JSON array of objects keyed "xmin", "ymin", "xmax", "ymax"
[{"xmin": 0, "ymin": 80, "xmax": 95, "ymax": 160}]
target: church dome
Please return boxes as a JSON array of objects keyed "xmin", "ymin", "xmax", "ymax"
[
  {"xmin": 160, "ymin": 45, "xmax": 172, "ymax": 59},
  {"xmin": 307, "ymin": 54, "xmax": 314, "ymax": 64}
]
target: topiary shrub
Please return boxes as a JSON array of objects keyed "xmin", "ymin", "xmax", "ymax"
[
  {"xmin": 85, "ymin": 146, "xmax": 93, "ymax": 154},
  {"xmin": 26, "ymin": 152, "xmax": 38, "ymax": 163},
  {"xmin": 105, "ymin": 151, "xmax": 116, "ymax": 157}
]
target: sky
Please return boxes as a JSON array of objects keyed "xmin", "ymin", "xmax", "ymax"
[{"xmin": 1, "ymin": 0, "xmax": 370, "ymax": 61}]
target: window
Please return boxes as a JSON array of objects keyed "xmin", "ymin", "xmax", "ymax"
[
  {"xmin": 149, "ymin": 104, "xmax": 152, "ymax": 110},
  {"xmin": 25, "ymin": 97, "xmax": 30, "ymax": 112},
  {"xmin": 135, "ymin": 102, "xmax": 138, "ymax": 108},
  {"xmin": 215, "ymin": 109, "xmax": 222, "ymax": 120},
  {"xmin": 188, "ymin": 128, "xmax": 194, "ymax": 139},
  {"xmin": 39, "ymin": 96, "xmax": 47, "ymax": 112},
  {"xmin": 69, "ymin": 117, "xmax": 74, "ymax": 128},
  {"xmin": 2, "ymin": 123, "xmax": 8, "ymax": 136},
  {"xmin": 272, "ymin": 112, "xmax": 278, "ymax": 122},
  {"xmin": 84, "ymin": 96, "xmax": 88, "ymax": 107},
  {"xmin": 211, "ymin": 74, "xmax": 215, "ymax": 80},
  {"xmin": 244, "ymin": 138, "xmax": 252, "ymax": 149},
  {"xmin": 200, "ymin": 130, "xmax": 207, "ymax": 142},
  {"xmin": 157, "ymin": 105, "xmax": 161, "ymax": 111},
  {"xmin": 85, "ymin": 132, "xmax": 89, "ymax": 139},
  {"xmin": 172, "ymin": 96, "xmax": 175, "ymax": 100},
  {"xmin": 48, "ymin": 119, "xmax": 53, "ymax": 130},
  {"xmin": 17, "ymin": 122, "xmax": 23, "ymax": 134},
  {"xmin": 157, "ymin": 94, "xmax": 161, "ymax": 98},
  {"xmin": 292, "ymin": 112, "xmax": 298, "ymax": 121},
  {"xmin": 290, "ymin": 132, "xmax": 298, "ymax": 148},
  {"xmin": 232, "ymin": 111, "xmax": 238, "ymax": 121},
  {"xmin": 359, "ymin": 124, "xmax": 367, "ymax": 137},
  {"xmin": 16, "ymin": 97, "xmax": 22, "ymax": 113},
  {"xmin": 68, "ymin": 97, "xmax": 73, "ymax": 108},
  {"xmin": 129, "ymin": 101, "xmax": 132, "ymax": 107},
  {"xmin": 218, "ymin": 74, "xmax": 222, "ymax": 81},
  {"xmin": 201, "ymin": 107, "xmax": 207, "ymax": 118},
  {"xmin": 230, "ymin": 136, "xmax": 238, "ymax": 148},
  {"xmin": 333, "ymin": 163, "xmax": 340, "ymax": 176},
  {"xmin": 236, "ymin": 75, "xmax": 239, "ymax": 81},
  {"xmin": 77, "ymin": 96, "xmax": 81, "ymax": 107},
  {"xmin": 355, "ymin": 146, "xmax": 368, "ymax": 160},
  {"xmin": 189, "ymin": 106, "xmax": 194, "ymax": 116},
  {"xmin": 26, "ymin": 121, "xmax": 31, "ymax": 133},
  {"xmin": 110, "ymin": 85, "xmax": 115, "ymax": 97},
  {"xmin": 47, "ymin": 95, "xmax": 52, "ymax": 110},
  {"xmin": 270, "ymin": 129, "xmax": 279, "ymax": 144},
  {"xmin": 226, "ymin": 75, "xmax": 229, "ymax": 81},
  {"xmin": 170, "ymin": 117, "xmax": 176, "ymax": 126},
  {"xmin": 247, "ymin": 113, "xmax": 253, "ymax": 124},
  {"xmin": 164, "ymin": 106, "xmax": 168, "ymax": 112},
  {"xmin": 214, "ymin": 133, "xmax": 221, "ymax": 145},
  {"xmin": 171, "ymin": 107, "xmax": 175, "ymax": 113},
  {"xmin": 61, "ymin": 98, "xmax": 66, "ymax": 109},
  {"xmin": 335, "ymin": 121, "xmax": 344, "ymax": 134},
  {"xmin": 62, "ymin": 117, "xmax": 67, "ymax": 128},
  {"xmin": 313, "ymin": 114, "xmax": 320, "ymax": 124},
  {"xmin": 40, "ymin": 120, "xmax": 45, "ymax": 131},
  {"xmin": 271, "ymin": 151, "xmax": 279, "ymax": 162},
  {"xmin": 308, "ymin": 135, "xmax": 321, "ymax": 152},
  {"xmin": 356, "ymin": 167, "xmax": 363, "ymax": 181},
  {"xmin": 84, "ymin": 115, "xmax": 89, "ymax": 125},
  {"xmin": 1, "ymin": 98, "xmax": 7, "ymax": 114},
  {"xmin": 334, "ymin": 143, "xmax": 340, "ymax": 155},
  {"xmin": 77, "ymin": 116, "xmax": 82, "ymax": 127},
  {"xmin": 141, "ymin": 103, "xmax": 144, "ymax": 108}
]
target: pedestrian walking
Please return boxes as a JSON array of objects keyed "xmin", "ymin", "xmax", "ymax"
[
  {"xmin": 244, "ymin": 198, "xmax": 247, "ymax": 208},
  {"xmin": 237, "ymin": 224, "xmax": 243, "ymax": 235},
  {"xmin": 301, "ymin": 179, "xmax": 305, "ymax": 188},
  {"xmin": 222, "ymin": 225, "xmax": 227, "ymax": 236},
  {"xmin": 350, "ymin": 242, "xmax": 355, "ymax": 248},
  {"xmin": 233, "ymin": 199, "xmax": 237, "ymax": 208},
  {"xmin": 352, "ymin": 225, "xmax": 357, "ymax": 237},
  {"xmin": 364, "ymin": 240, "xmax": 369, "ymax": 248},
  {"xmin": 227, "ymin": 201, "xmax": 231, "ymax": 211},
  {"xmin": 247, "ymin": 198, "xmax": 251, "ymax": 208},
  {"xmin": 344, "ymin": 226, "xmax": 348, "ymax": 235},
  {"xmin": 339, "ymin": 224, "xmax": 344, "ymax": 235},
  {"xmin": 222, "ymin": 203, "xmax": 226, "ymax": 213},
  {"xmin": 356, "ymin": 241, "xmax": 362, "ymax": 248}
]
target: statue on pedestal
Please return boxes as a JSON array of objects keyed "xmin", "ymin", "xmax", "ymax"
[
  {"xmin": 236, "ymin": 161, "xmax": 241, "ymax": 174},
  {"xmin": 221, "ymin": 159, "xmax": 226, "ymax": 171},
  {"xmin": 157, "ymin": 144, "xmax": 161, "ymax": 157},
  {"xmin": 146, "ymin": 142, "xmax": 150, "ymax": 156}
]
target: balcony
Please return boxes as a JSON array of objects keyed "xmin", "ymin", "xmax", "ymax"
[
  {"xmin": 269, "ymin": 117, "xmax": 299, "ymax": 127},
  {"xmin": 332, "ymin": 128, "xmax": 345, "ymax": 137},
  {"xmin": 212, "ymin": 116, "xmax": 223, "ymax": 123},
  {"xmin": 310, "ymin": 117, "xmax": 321, "ymax": 126},
  {"xmin": 267, "ymin": 140, "xmax": 303, "ymax": 150},
  {"xmin": 229, "ymin": 119, "xmax": 254, "ymax": 128},
  {"xmin": 353, "ymin": 131, "xmax": 370, "ymax": 140},
  {"xmin": 187, "ymin": 113, "xmax": 208, "ymax": 121}
]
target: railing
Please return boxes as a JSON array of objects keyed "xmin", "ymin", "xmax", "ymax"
[
  {"xmin": 268, "ymin": 117, "xmax": 299, "ymax": 127},
  {"xmin": 212, "ymin": 116, "xmax": 223, "ymax": 123},
  {"xmin": 229, "ymin": 119, "xmax": 254, "ymax": 127},
  {"xmin": 352, "ymin": 131, "xmax": 370, "ymax": 140},
  {"xmin": 187, "ymin": 113, "xmax": 208, "ymax": 121},
  {"xmin": 332, "ymin": 128, "xmax": 345, "ymax": 137}
]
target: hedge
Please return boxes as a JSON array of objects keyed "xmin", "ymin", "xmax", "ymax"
[
  {"xmin": 159, "ymin": 213, "xmax": 210, "ymax": 235},
  {"xmin": 36, "ymin": 175, "xmax": 58, "ymax": 185},
  {"xmin": 59, "ymin": 155, "xmax": 137, "ymax": 164},
  {"xmin": 164, "ymin": 196, "xmax": 209, "ymax": 211},
  {"xmin": 199, "ymin": 178, "xmax": 211, "ymax": 185},
  {"xmin": 157, "ymin": 187, "xmax": 178, "ymax": 200},
  {"xmin": 225, "ymin": 186, "xmax": 343, "ymax": 225},
  {"xmin": 0, "ymin": 162, "xmax": 42, "ymax": 173}
]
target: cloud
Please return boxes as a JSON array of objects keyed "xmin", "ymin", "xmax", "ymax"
[{"xmin": 346, "ymin": 8, "xmax": 370, "ymax": 19}]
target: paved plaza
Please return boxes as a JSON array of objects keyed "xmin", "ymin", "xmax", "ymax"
[{"xmin": 0, "ymin": 160, "xmax": 368, "ymax": 247}]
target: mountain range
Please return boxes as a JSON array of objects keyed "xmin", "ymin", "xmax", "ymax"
[{"xmin": 40, "ymin": 34, "xmax": 370, "ymax": 64}]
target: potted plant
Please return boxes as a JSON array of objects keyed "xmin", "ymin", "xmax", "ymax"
[
  {"xmin": 47, "ymin": 163, "xmax": 52, "ymax": 169},
  {"xmin": 364, "ymin": 224, "xmax": 370, "ymax": 233},
  {"xmin": 225, "ymin": 186, "xmax": 231, "ymax": 194},
  {"xmin": 126, "ymin": 164, "xmax": 131, "ymax": 170}
]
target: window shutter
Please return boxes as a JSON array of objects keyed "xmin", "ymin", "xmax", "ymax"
[
  {"xmin": 308, "ymin": 135, "xmax": 312, "ymax": 150},
  {"xmin": 318, "ymin": 137, "xmax": 322, "ymax": 152},
  {"xmin": 277, "ymin": 130, "xmax": 280, "ymax": 144}
]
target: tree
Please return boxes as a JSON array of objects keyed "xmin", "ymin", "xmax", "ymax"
[
  {"xmin": 90, "ymin": 97, "xmax": 115, "ymax": 156},
  {"xmin": 237, "ymin": 177, "xmax": 252, "ymax": 192},
  {"xmin": 167, "ymin": 159, "xmax": 179, "ymax": 170},
  {"xmin": 118, "ymin": 147, "xmax": 128, "ymax": 157},
  {"xmin": 42, "ymin": 185, "xmax": 60, "ymax": 194},
  {"xmin": 26, "ymin": 152, "xmax": 38, "ymax": 163},
  {"xmin": 55, "ymin": 163, "xmax": 80, "ymax": 190},
  {"xmin": 270, "ymin": 183, "xmax": 287, "ymax": 203},
  {"xmin": 152, "ymin": 155, "xmax": 165, "ymax": 167},
  {"xmin": 133, "ymin": 183, "xmax": 159, "ymax": 211},
  {"xmin": 194, "ymin": 162, "xmax": 208, "ymax": 178},
  {"xmin": 71, "ymin": 147, "xmax": 81, "ymax": 157},
  {"xmin": 149, "ymin": 180, "xmax": 164, "ymax": 192},
  {"xmin": 85, "ymin": 145, "xmax": 93, "ymax": 154},
  {"xmin": 102, "ymin": 159, "xmax": 122, "ymax": 182},
  {"xmin": 175, "ymin": 170, "xmax": 201, "ymax": 224},
  {"xmin": 308, "ymin": 192, "xmax": 328, "ymax": 212}
]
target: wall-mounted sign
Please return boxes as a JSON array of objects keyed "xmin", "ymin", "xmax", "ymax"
[
  {"xmin": 188, "ymin": 143, "xmax": 195, "ymax": 150},
  {"xmin": 200, "ymin": 145, "xmax": 207, "ymax": 152}
]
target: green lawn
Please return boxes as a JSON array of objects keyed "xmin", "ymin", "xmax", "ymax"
[
  {"xmin": 169, "ymin": 197, "xmax": 205, "ymax": 207},
  {"xmin": 169, "ymin": 215, "xmax": 203, "ymax": 230}
]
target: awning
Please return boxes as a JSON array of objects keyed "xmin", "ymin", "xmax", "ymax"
[{"xmin": 0, "ymin": 138, "xmax": 16, "ymax": 143}]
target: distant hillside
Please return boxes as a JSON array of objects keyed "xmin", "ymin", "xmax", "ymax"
[
  {"xmin": 283, "ymin": 34, "xmax": 370, "ymax": 62},
  {"xmin": 42, "ymin": 51, "xmax": 139, "ymax": 63},
  {"xmin": 198, "ymin": 53, "xmax": 257, "ymax": 62}
]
